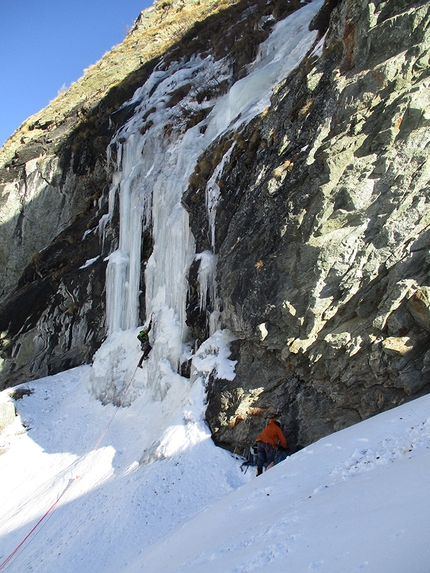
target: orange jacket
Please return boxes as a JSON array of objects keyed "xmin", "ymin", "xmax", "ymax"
[{"xmin": 256, "ymin": 419, "xmax": 288, "ymax": 449}]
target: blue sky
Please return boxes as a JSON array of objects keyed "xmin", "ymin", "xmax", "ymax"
[{"xmin": 0, "ymin": 0, "xmax": 154, "ymax": 147}]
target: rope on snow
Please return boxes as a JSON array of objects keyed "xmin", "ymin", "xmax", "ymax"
[{"xmin": 0, "ymin": 364, "xmax": 139, "ymax": 571}]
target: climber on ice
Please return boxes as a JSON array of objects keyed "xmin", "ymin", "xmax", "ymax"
[
  {"xmin": 255, "ymin": 417, "xmax": 288, "ymax": 476},
  {"xmin": 137, "ymin": 315, "xmax": 153, "ymax": 367}
]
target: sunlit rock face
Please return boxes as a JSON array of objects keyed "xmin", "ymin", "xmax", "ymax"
[
  {"xmin": 201, "ymin": 0, "xmax": 430, "ymax": 451},
  {"xmin": 1, "ymin": 0, "xmax": 430, "ymax": 453}
]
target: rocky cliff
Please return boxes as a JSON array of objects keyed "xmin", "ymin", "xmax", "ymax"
[{"xmin": 1, "ymin": 0, "xmax": 429, "ymax": 454}]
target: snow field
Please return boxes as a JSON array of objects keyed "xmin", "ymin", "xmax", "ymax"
[{"xmin": 1, "ymin": 366, "xmax": 429, "ymax": 573}]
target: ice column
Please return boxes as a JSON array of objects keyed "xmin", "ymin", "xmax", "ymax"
[{"xmin": 105, "ymin": 133, "xmax": 152, "ymax": 334}]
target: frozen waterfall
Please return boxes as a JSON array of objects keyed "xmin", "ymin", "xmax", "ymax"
[{"xmin": 90, "ymin": 0, "xmax": 323, "ymax": 403}]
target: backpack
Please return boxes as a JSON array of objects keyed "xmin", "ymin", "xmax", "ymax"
[
  {"xmin": 274, "ymin": 447, "xmax": 289, "ymax": 465},
  {"xmin": 240, "ymin": 444, "xmax": 258, "ymax": 473},
  {"xmin": 137, "ymin": 330, "xmax": 148, "ymax": 343}
]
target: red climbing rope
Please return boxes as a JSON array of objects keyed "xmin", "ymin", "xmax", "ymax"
[
  {"xmin": 0, "ymin": 365, "xmax": 139, "ymax": 571},
  {"xmin": 0, "ymin": 477, "xmax": 79, "ymax": 570}
]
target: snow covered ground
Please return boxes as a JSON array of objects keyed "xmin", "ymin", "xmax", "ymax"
[{"xmin": 1, "ymin": 335, "xmax": 429, "ymax": 573}]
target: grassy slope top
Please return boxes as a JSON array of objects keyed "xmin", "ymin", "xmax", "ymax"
[{"xmin": 0, "ymin": 0, "xmax": 240, "ymax": 167}]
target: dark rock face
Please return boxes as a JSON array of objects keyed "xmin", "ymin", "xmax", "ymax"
[
  {"xmin": 1, "ymin": 0, "xmax": 430, "ymax": 455},
  {"xmin": 187, "ymin": 0, "xmax": 430, "ymax": 451},
  {"xmin": 0, "ymin": 186, "xmax": 109, "ymax": 386}
]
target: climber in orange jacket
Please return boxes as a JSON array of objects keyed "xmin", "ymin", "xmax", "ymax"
[{"xmin": 255, "ymin": 418, "xmax": 288, "ymax": 476}]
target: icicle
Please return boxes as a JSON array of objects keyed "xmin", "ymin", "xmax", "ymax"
[
  {"xmin": 205, "ymin": 142, "xmax": 236, "ymax": 251},
  {"xmin": 195, "ymin": 251, "xmax": 218, "ymax": 311},
  {"xmin": 105, "ymin": 250, "xmax": 129, "ymax": 334}
]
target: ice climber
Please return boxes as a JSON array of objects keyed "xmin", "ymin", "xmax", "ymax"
[
  {"xmin": 137, "ymin": 316, "xmax": 153, "ymax": 367},
  {"xmin": 255, "ymin": 418, "xmax": 288, "ymax": 476}
]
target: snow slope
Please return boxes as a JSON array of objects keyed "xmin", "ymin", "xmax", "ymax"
[
  {"xmin": 1, "ymin": 359, "xmax": 430, "ymax": 573},
  {"xmin": 0, "ymin": 329, "xmax": 247, "ymax": 573},
  {"xmin": 135, "ymin": 395, "xmax": 430, "ymax": 573}
]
